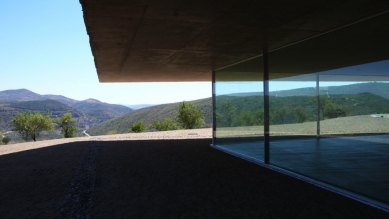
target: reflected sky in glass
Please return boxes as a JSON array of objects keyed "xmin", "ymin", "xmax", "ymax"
[{"xmin": 216, "ymin": 59, "xmax": 389, "ymax": 95}]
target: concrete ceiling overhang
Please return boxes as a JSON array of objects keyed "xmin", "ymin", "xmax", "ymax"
[
  {"xmin": 217, "ymin": 11, "xmax": 389, "ymax": 82},
  {"xmin": 80, "ymin": 0, "xmax": 389, "ymax": 82}
]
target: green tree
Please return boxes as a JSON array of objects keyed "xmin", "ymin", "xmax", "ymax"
[
  {"xmin": 11, "ymin": 111, "xmax": 54, "ymax": 141},
  {"xmin": 2, "ymin": 136, "xmax": 10, "ymax": 145},
  {"xmin": 271, "ymin": 106, "xmax": 289, "ymax": 124},
  {"xmin": 338, "ymin": 105, "xmax": 352, "ymax": 117},
  {"xmin": 152, "ymin": 117, "xmax": 179, "ymax": 131},
  {"xmin": 295, "ymin": 106, "xmax": 309, "ymax": 123},
  {"xmin": 220, "ymin": 101, "xmax": 236, "ymax": 127},
  {"xmin": 324, "ymin": 101, "xmax": 337, "ymax": 118},
  {"xmin": 254, "ymin": 109, "xmax": 264, "ymax": 125},
  {"xmin": 56, "ymin": 113, "xmax": 77, "ymax": 138},
  {"xmin": 11, "ymin": 113, "xmax": 29, "ymax": 140},
  {"xmin": 129, "ymin": 120, "xmax": 146, "ymax": 133},
  {"xmin": 176, "ymin": 101, "xmax": 204, "ymax": 129},
  {"xmin": 312, "ymin": 95, "xmax": 330, "ymax": 120},
  {"xmin": 238, "ymin": 110, "xmax": 255, "ymax": 126},
  {"xmin": 324, "ymin": 102, "xmax": 352, "ymax": 119}
]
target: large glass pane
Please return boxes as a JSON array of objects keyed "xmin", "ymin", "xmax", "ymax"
[
  {"xmin": 268, "ymin": 12, "xmax": 389, "ymax": 205},
  {"xmin": 214, "ymin": 57, "xmax": 265, "ymax": 161},
  {"xmin": 269, "ymin": 74, "xmax": 317, "ymax": 138}
]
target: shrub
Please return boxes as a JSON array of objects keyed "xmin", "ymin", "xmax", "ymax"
[
  {"xmin": 324, "ymin": 102, "xmax": 352, "ymax": 119},
  {"xmin": 129, "ymin": 121, "xmax": 146, "ymax": 133},
  {"xmin": 2, "ymin": 136, "xmax": 10, "ymax": 145},
  {"xmin": 152, "ymin": 117, "xmax": 179, "ymax": 131},
  {"xmin": 107, "ymin": 130, "xmax": 118, "ymax": 135},
  {"xmin": 177, "ymin": 101, "xmax": 204, "ymax": 129}
]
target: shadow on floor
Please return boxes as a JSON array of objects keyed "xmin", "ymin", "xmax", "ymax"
[{"xmin": 0, "ymin": 139, "xmax": 388, "ymax": 218}]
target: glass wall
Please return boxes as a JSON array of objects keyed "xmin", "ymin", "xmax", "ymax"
[
  {"xmin": 214, "ymin": 57, "xmax": 265, "ymax": 161},
  {"xmin": 268, "ymin": 76, "xmax": 317, "ymax": 138},
  {"xmin": 213, "ymin": 12, "xmax": 389, "ymax": 206},
  {"xmin": 268, "ymin": 12, "xmax": 389, "ymax": 205}
]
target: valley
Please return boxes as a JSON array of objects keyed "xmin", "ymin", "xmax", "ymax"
[
  {"xmin": 0, "ymin": 89, "xmax": 133, "ymax": 142},
  {"xmin": 2, "ymin": 82, "xmax": 389, "ymax": 142}
]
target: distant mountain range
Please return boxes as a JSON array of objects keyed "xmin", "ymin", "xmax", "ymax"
[
  {"xmin": 0, "ymin": 89, "xmax": 133, "ymax": 132},
  {"xmin": 125, "ymin": 104, "xmax": 156, "ymax": 110},
  {"xmin": 0, "ymin": 89, "xmax": 78, "ymax": 105},
  {"xmin": 271, "ymin": 82, "xmax": 389, "ymax": 99},
  {"xmin": 2, "ymin": 82, "xmax": 389, "ymax": 137}
]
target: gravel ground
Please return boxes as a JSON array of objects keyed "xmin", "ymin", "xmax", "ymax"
[{"xmin": 0, "ymin": 128, "xmax": 212, "ymax": 156}]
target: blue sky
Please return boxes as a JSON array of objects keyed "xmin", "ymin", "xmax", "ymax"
[{"xmin": 0, "ymin": 1, "xmax": 210, "ymax": 105}]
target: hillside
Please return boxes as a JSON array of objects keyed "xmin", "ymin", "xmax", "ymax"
[
  {"xmin": 0, "ymin": 100, "xmax": 87, "ymax": 132},
  {"xmin": 71, "ymin": 99, "xmax": 133, "ymax": 124},
  {"xmin": 271, "ymin": 82, "xmax": 389, "ymax": 99},
  {"xmin": 0, "ymin": 89, "xmax": 43, "ymax": 102},
  {"xmin": 43, "ymin": 94, "xmax": 78, "ymax": 105},
  {"xmin": 0, "ymin": 89, "xmax": 133, "ymax": 132},
  {"xmin": 229, "ymin": 82, "xmax": 389, "ymax": 98},
  {"xmin": 0, "ymin": 89, "xmax": 78, "ymax": 105},
  {"xmin": 88, "ymin": 90, "xmax": 389, "ymax": 136},
  {"xmin": 3, "ymin": 83, "xmax": 389, "ymax": 138},
  {"xmin": 216, "ymin": 92, "xmax": 389, "ymax": 126},
  {"xmin": 87, "ymin": 98, "xmax": 212, "ymax": 135}
]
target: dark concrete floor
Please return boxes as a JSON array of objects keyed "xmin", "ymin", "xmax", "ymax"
[
  {"xmin": 0, "ymin": 139, "xmax": 388, "ymax": 218},
  {"xmin": 216, "ymin": 135, "xmax": 389, "ymax": 207}
]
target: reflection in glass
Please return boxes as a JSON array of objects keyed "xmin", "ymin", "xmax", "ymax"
[
  {"xmin": 212, "ymin": 12, "xmax": 389, "ymax": 206},
  {"xmin": 267, "ymin": 12, "xmax": 389, "ymax": 205},
  {"xmin": 214, "ymin": 57, "xmax": 265, "ymax": 161}
]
